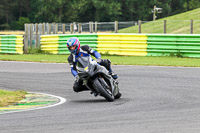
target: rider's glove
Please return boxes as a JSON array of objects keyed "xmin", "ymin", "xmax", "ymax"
[
  {"xmin": 96, "ymin": 58, "xmax": 102, "ymax": 63},
  {"xmin": 75, "ymin": 75, "xmax": 79, "ymax": 82}
]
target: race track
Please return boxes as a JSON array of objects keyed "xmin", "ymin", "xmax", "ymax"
[{"xmin": 1, "ymin": 61, "xmax": 200, "ymax": 133}]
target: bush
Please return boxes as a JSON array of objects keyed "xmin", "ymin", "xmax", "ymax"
[
  {"xmin": 4, "ymin": 17, "xmax": 31, "ymax": 30},
  {"xmin": 17, "ymin": 17, "xmax": 30, "ymax": 30},
  {"xmin": 10, "ymin": 21, "xmax": 18, "ymax": 30},
  {"xmin": 0, "ymin": 23, "xmax": 10, "ymax": 30}
]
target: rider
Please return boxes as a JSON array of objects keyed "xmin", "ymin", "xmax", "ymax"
[{"xmin": 67, "ymin": 37, "xmax": 118, "ymax": 93}]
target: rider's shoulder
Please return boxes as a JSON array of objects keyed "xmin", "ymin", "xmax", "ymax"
[{"xmin": 81, "ymin": 45, "xmax": 90, "ymax": 51}]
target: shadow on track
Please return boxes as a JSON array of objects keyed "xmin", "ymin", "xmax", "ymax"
[
  {"xmin": 71, "ymin": 99, "xmax": 108, "ymax": 103},
  {"xmin": 70, "ymin": 97, "xmax": 128, "ymax": 105}
]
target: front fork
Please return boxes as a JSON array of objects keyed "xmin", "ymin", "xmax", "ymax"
[{"xmin": 112, "ymin": 79, "xmax": 119, "ymax": 96}]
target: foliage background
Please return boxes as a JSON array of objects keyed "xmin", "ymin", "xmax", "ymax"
[{"xmin": 0, "ymin": 0, "xmax": 200, "ymax": 30}]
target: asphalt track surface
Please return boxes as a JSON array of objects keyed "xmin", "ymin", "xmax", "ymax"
[{"xmin": 1, "ymin": 61, "xmax": 200, "ymax": 133}]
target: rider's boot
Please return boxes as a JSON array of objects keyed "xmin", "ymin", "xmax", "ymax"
[
  {"xmin": 90, "ymin": 91, "xmax": 98, "ymax": 97},
  {"xmin": 109, "ymin": 68, "xmax": 118, "ymax": 79}
]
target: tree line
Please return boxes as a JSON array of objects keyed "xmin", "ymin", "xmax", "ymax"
[{"xmin": 0, "ymin": 0, "xmax": 199, "ymax": 30}]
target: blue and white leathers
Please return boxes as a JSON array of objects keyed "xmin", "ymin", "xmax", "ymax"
[{"xmin": 68, "ymin": 45, "xmax": 101, "ymax": 77}]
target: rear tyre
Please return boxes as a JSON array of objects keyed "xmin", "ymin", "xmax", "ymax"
[{"xmin": 93, "ymin": 78, "xmax": 114, "ymax": 102}]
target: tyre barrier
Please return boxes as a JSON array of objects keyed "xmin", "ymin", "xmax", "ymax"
[
  {"xmin": 40, "ymin": 33, "xmax": 200, "ymax": 57},
  {"xmin": 0, "ymin": 35, "xmax": 23, "ymax": 54},
  {"xmin": 40, "ymin": 34, "xmax": 98, "ymax": 54},
  {"xmin": 147, "ymin": 34, "xmax": 200, "ymax": 57},
  {"xmin": 40, "ymin": 34, "xmax": 147, "ymax": 56},
  {"xmin": 1, "ymin": 34, "xmax": 199, "ymax": 57}
]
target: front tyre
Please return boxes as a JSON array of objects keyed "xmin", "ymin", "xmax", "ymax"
[
  {"xmin": 93, "ymin": 77, "xmax": 114, "ymax": 102},
  {"xmin": 114, "ymin": 92, "xmax": 122, "ymax": 99}
]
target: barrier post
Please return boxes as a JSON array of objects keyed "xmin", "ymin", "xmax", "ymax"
[
  {"xmin": 78, "ymin": 23, "xmax": 82, "ymax": 33},
  {"xmin": 164, "ymin": 20, "xmax": 167, "ymax": 34},
  {"xmin": 35, "ymin": 23, "xmax": 38, "ymax": 48},
  {"xmin": 190, "ymin": 19, "xmax": 193, "ymax": 34},
  {"xmin": 52, "ymin": 23, "xmax": 56, "ymax": 34},
  {"xmin": 24, "ymin": 24, "xmax": 29, "ymax": 54},
  {"xmin": 89, "ymin": 22, "xmax": 93, "ymax": 33},
  {"xmin": 73, "ymin": 22, "xmax": 76, "ymax": 33},
  {"xmin": 55, "ymin": 23, "xmax": 58, "ymax": 34},
  {"xmin": 114, "ymin": 21, "xmax": 118, "ymax": 33},
  {"xmin": 95, "ymin": 21, "xmax": 97, "ymax": 33},
  {"xmin": 42, "ymin": 23, "xmax": 45, "ymax": 35},
  {"xmin": 62, "ymin": 24, "xmax": 65, "ymax": 34},
  {"xmin": 91, "ymin": 22, "xmax": 94, "ymax": 33},
  {"xmin": 48, "ymin": 23, "xmax": 51, "ymax": 34},
  {"xmin": 30, "ymin": 24, "xmax": 33, "ymax": 48},
  {"xmin": 70, "ymin": 23, "xmax": 73, "ymax": 34},
  {"xmin": 138, "ymin": 20, "xmax": 142, "ymax": 33}
]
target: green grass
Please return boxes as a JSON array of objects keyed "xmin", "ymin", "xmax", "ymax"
[
  {"xmin": 118, "ymin": 8, "xmax": 200, "ymax": 34},
  {"xmin": 1, "ymin": 54, "xmax": 200, "ymax": 67},
  {"xmin": 0, "ymin": 54, "xmax": 68, "ymax": 63},
  {"xmin": 0, "ymin": 89, "xmax": 27, "ymax": 107}
]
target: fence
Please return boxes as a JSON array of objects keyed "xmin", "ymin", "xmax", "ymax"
[
  {"xmin": 0, "ymin": 35, "xmax": 23, "ymax": 54},
  {"xmin": 24, "ymin": 20, "xmax": 200, "ymax": 52}
]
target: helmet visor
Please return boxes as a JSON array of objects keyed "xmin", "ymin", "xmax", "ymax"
[{"xmin": 68, "ymin": 45, "xmax": 77, "ymax": 50}]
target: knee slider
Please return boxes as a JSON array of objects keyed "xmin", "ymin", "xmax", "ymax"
[
  {"xmin": 73, "ymin": 86, "xmax": 79, "ymax": 92},
  {"xmin": 73, "ymin": 82, "xmax": 80, "ymax": 92}
]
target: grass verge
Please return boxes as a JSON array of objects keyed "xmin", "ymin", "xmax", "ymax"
[
  {"xmin": 118, "ymin": 8, "xmax": 200, "ymax": 34},
  {"xmin": 0, "ymin": 89, "xmax": 27, "ymax": 107},
  {"xmin": 1, "ymin": 54, "xmax": 200, "ymax": 67}
]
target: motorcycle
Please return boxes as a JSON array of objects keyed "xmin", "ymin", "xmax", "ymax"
[{"xmin": 76, "ymin": 56, "xmax": 121, "ymax": 102}]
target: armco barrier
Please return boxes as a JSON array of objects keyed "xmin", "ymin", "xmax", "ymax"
[
  {"xmin": 40, "ymin": 34, "xmax": 200, "ymax": 57},
  {"xmin": 0, "ymin": 35, "xmax": 23, "ymax": 54}
]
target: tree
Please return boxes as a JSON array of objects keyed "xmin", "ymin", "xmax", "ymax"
[
  {"xmin": 183, "ymin": 0, "xmax": 200, "ymax": 10},
  {"xmin": 0, "ymin": 0, "xmax": 17, "ymax": 29},
  {"xmin": 17, "ymin": 17, "xmax": 31, "ymax": 30},
  {"xmin": 14, "ymin": 0, "xmax": 31, "ymax": 18},
  {"xmin": 92, "ymin": 0, "xmax": 121, "ymax": 21},
  {"xmin": 63, "ymin": 0, "xmax": 121, "ymax": 22},
  {"xmin": 1, "ymin": 0, "xmax": 200, "ymax": 30},
  {"xmin": 33, "ymin": 0, "xmax": 70, "ymax": 23}
]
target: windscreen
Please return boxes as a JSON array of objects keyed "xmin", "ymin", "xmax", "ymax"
[{"xmin": 76, "ymin": 56, "xmax": 90, "ymax": 71}]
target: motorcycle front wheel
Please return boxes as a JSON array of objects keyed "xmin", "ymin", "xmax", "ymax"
[{"xmin": 93, "ymin": 77, "xmax": 115, "ymax": 102}]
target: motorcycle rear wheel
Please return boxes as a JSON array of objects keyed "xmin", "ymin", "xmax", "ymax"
[{"xmin": 93, "ymin": 77, "xmax": 114, "ymax": 102}]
